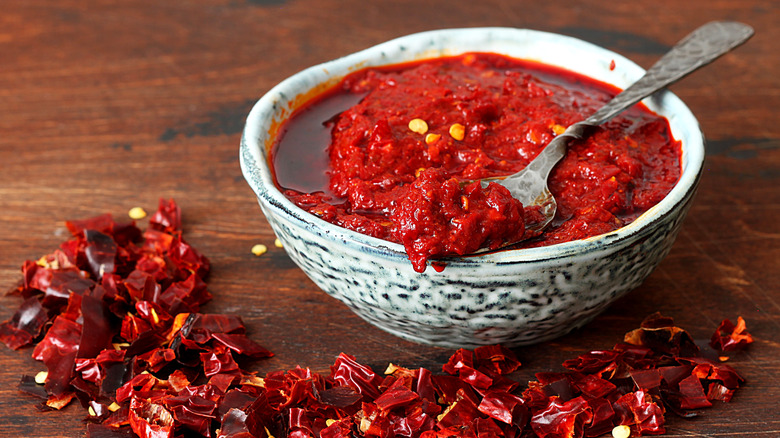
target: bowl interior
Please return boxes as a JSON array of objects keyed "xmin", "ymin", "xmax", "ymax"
[{"xmin": 240, "ymin": 27, "xmax": 704, "ymax": 265}]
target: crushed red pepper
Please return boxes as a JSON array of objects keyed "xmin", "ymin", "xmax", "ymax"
[
  {"xmin": 709, "ymin": 316, "xmax": 754, "ymax": 352},
  {"xmin": 0, "ymin": 199, "xmax": 273, "ymax": 437},
  {"xmin": 1, "ymin": 204, "xmax": 750, "ymax": 438}
]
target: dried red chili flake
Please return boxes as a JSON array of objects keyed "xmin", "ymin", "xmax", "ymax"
[
  {"xmin": 623, "ymin": 312, "xmax": 699, "ymax": 358},
  {"xmin": 0, "ymin": 199, "xmax": 274, "ymax": 438},
  {"xmin": 0, "ymin": 296, "xmax": 48, "ymax": 349},
  {"xmin": 530, "ymin": 396, "xmax": 593, "ymax": 438},
  {"xmin": 612, "ymin": 390, "xmax": 666, "ymax": 435},
  {"xmin": 473, "ymin": 344, "xmax": 522, "ymax": 375},
  {"xmin": 149, "ymin": 198, "xmax": 182, "ymax": 234},
  {"xmin": 477, "ymin": 390, "xmax": 526, "ymax": 425},
  {"xmin": 373, "ymin": 377, "xmax": 420, "ymax": 412},
  {"xmin": 709, "ymin": 316, "xmax": 754, "ymax": 352},
  {"xmin": 330, "ymin": 352, "xmax": 385, "ymax": 401},
  {"xmin": 129, "ymin": 396, "xmax": 175, "ymax": 438}
]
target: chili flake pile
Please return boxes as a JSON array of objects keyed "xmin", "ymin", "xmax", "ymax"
[
  {"xmin": 0, "ymin": 199, "xmax": 274, "ymax": 436},
  {"xmin": 0, "ymin": 202, "xmax": 752, "ymax": 438}
]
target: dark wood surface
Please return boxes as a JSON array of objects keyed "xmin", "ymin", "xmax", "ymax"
[{"xmin": 1, "ymin": 1, "xmax": 778, "ymax": 436}]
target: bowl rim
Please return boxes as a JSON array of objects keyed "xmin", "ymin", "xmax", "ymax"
[{"xmin": 240, "ymin": 27, "xmax": 704, "ymax": 267}]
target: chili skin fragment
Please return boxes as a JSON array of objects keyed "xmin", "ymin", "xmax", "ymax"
[{"xmin": 709, "ymin": 316, "xmax": 754, "ymax": 352}]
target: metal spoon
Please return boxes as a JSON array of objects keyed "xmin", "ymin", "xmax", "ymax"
[{"xmin": 493, "ymin": 21, "xmax": 754, "ymax": 238}]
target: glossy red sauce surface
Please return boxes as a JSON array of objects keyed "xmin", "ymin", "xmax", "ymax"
[{"xmin": 272, "ymin": 53, "xmax": 681, "ymax": 272}]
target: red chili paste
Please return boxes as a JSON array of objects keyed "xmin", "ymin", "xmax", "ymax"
[{"xmin": 273, "ymin": 53, "xmax": 681, "ymax": 272}]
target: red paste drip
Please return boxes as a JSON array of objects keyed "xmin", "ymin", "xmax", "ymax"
[{"xmin": 273, "ymin": 53, "xmax": 681, "ymax": 272}]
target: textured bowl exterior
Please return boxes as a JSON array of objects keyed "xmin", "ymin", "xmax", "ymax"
[{"xmin": 240, "ymin": 28, "xmax": 704, "ymax": 348}]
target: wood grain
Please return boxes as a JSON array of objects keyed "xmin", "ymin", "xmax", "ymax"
[{"xmin": 1, "ymin": 0, "xmax": 778, "ymax": 436}]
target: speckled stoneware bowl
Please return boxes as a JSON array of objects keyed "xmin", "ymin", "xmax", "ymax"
[{"xmin": 240, "ymin": 28, "xmax": 704, "ymax": 348}]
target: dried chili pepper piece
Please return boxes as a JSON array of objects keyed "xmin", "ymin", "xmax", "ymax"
[
  {"xmin": 676, "ymin": 375, "xmax": 712, "ymax": 409},
  {"xmin": 0, "ymin": 296, "xmax": 48, "ymax": 350},
  {"xmin": 66, "ymin": 213, "xmax": 116, "ymax": 236},
  {"xmin": 32, "ymin": 314, "xmax": 82, "ymax": 399},
  {"xmin": 613, "ymin": 390, "xmax": 666, "ymax": 435},
  {"xmin": 149, "ymin": 198, "xmax": 182, "ymax": 234},
  {"xmin": 128, "ymin": 396, "xmax": 175, "ymax": 438},
  {"xmin": 709, "ymin": 316, "xmax": 754, "ymax": 352},
  {"xmin": 211, "ymin": 332, "xmax": 274, "ymax": 359},
  {"xmin": 562, "ymin": 349, "xmax": 620, "ymax": 376},
  {"xmin": 477, "ymin": 390, "xmax": 524, "ymax": 424},
  {"xmin": 373, "ymin": 377, "xmax": 420, "ymax": 412},
  {"xmin": 706, "ymin": 382, "xmax": 735, "ymax": 403},
  {"xmin": 530, "ymin": 396, "xmax": 592, "ymax": 438},
  {"xmin": 442, "ymin": 348, "xmax": 474, "ymax": 375},
  {"xmin": 330, "ymin": 353, "xmax": 384, "ymax": 401},
  {"xmin": 473, "ymin": 344, "xmax": 521, "ymax": 375},
  {"xmin": 18, "ymin": 374, "xmax": 50, "ymax": 400},
  {"xmin": 84, "ymin": 230, "xmax": 118, "ymax": 280}
]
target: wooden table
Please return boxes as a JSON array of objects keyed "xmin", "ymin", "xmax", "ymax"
[{"xmin": 1, "ymin": 1, "xmax": 777, "ymax": 436}]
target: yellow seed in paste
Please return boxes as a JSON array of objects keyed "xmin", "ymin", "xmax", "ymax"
[
  {"xmin": 449, "ymin": 123, "xmax": 465, "ymax": 141},
  {"xmin": 425, "ymin": 133, "xmax": 441, "ymax": 144},
  {"xmin": 408, "ymin": 118, "xmax": 429, "ymax": 134}
]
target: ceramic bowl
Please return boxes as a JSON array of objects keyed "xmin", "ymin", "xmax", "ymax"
[{"xmin": 240, "ymin": 28, "xmax": 704, "ymax": 348}]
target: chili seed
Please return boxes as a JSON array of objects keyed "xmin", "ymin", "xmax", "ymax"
[
  {"xmin": 251, "ymin": 244, "xmax": 268, "ymax": 256},
  {"xmin": 425, "ymin": 133, "xmax": 441, "ymax": 144},
  {"xmin": 612, "ymin": 425, "xmax": 631, "ymax": 438},
  {"xmin": 449, "ymin": 123, "xmax": 465, "ymax": 141},
  {"xmin": 128, "ymin": 207, "xmax": 147, "ymax": 220},
  {"xmin": 408, "ymin": 118, "xmax": 429, "ymax": 134},
  {"xmin": 274, "ymin": 238, "xmax": 283, "ymax": 248},
  {"xmin": 35, "ymin": 371, "xmax": 48, "ymax": 385}
]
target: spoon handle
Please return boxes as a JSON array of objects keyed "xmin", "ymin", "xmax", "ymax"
[{"xmin": 586, "ymin": 21, "xmax": 754, "ymax": 125}]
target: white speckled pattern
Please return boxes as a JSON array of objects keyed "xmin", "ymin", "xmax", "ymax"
[{"xmin": 240, "ymin": 28, "xmax": 704, "ymax": 348}]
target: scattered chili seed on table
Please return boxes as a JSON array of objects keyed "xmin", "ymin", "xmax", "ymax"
[
  {"xmin": 128, "ymin": 207, "xmax": 147, "ymax": 220},
  {"xmin": 251, "ymin": 243, "xmax": 268, "ymax": 256}
]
